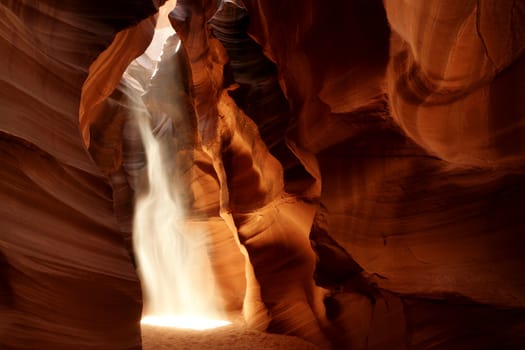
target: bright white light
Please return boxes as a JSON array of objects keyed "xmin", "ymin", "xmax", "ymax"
[
  {"xmin": 128, "ymin": 0, "xmax": 228, "ymax": 333},
  {"xmin": 132, "ymin": 101, "xmax": 227, "ymax": 331},
  {"xmin": 141, "ymin": 315, "xmax": 231, "ymax": 330}
]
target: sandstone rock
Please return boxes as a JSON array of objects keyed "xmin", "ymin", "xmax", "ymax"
[{"xmin": 1, "ymin": 0, "xmax": 524, "ymax": 349}]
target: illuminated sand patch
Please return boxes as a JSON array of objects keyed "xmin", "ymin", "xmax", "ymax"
[
  {"xmin": 141, "ymin": 320, "xmax": 321, "ymax": 350},
  {"xmin": 141, "ymin": 315, "xmax": 231, "ymax": 330}
]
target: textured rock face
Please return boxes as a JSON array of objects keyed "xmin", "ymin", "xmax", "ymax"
[
  {"xmin": 1, "ymin": 1, "xmax": 525, "ymax": 350},
  {"xmin": 0, "ymin": 1, "xmax": 160, "ymax": 349}
]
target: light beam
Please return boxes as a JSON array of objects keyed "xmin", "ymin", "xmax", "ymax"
[{"xmin": 128, "ymin": 0, "xmax": 230, "ymax": 331}]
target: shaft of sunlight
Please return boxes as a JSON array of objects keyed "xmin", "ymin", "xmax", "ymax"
[{"xmin": 130, "ymin": 0, "xmax": 230, "ymax": 330}]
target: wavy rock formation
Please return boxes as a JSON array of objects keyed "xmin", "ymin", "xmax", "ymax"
[
  {"xmin": 0, "ymin": 5, "xmax": 155, "ymax": 350},
  {"xmin": 1, "ymin": 0, "xmax": 525, "ymax": 349}
]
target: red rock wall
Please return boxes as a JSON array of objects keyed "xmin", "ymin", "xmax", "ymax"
[
  {"xmin": 1, "ymin": 0, "xmax": 525, "ymax": 349},
  {"xmin": 385, "ymin": 0, "xmax": 525, "ymax": 167},
  {"xmin": 0, "ymin": 1, "xmax": 161, "ymax": 349}
]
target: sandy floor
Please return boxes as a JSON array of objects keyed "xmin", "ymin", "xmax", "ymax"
[{"xmin": 142, "ymin": 323, "xmax": 321, "ymax": 350}]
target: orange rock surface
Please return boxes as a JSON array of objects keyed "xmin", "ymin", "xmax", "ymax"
[{"xmin": 1, "ymin": 0, "xmax": 524, "ymax": 349}]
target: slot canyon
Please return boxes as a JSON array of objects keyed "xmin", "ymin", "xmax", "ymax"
[{"xmin": 1, "ymin": 0, "xmax": 525, "ymax": 349}]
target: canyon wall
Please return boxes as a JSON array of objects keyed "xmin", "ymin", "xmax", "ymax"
[{"xmin": 1, "ymin": 0, "xmax": 524, "ymax": 349}]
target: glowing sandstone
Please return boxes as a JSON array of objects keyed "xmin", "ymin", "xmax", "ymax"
[{"xmin": 1, "ymin": 0, "xmax": 524, "ymax": 349}]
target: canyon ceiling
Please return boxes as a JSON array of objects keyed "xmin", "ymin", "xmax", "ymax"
[{"xmin": 1, "ymin": 0, "xmax": 525, "ymax": 349}]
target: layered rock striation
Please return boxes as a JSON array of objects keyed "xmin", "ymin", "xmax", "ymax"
[{"xmin": 1, "ymin": 0, "xmax": 524, "ymax": 349}]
